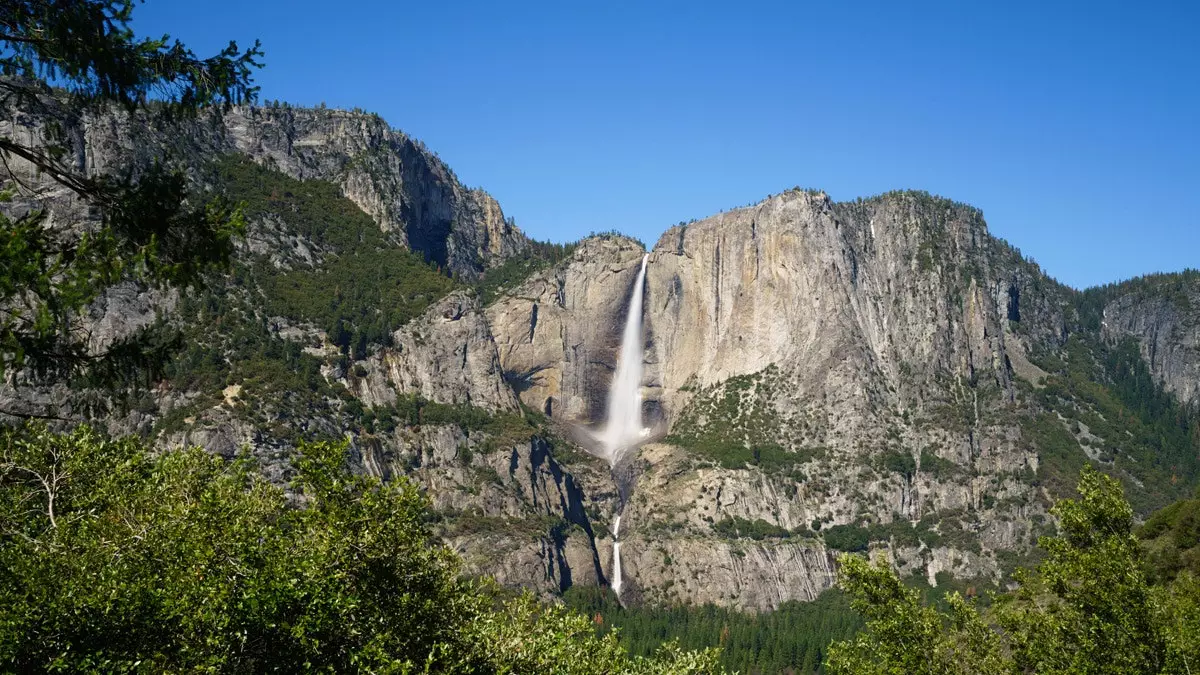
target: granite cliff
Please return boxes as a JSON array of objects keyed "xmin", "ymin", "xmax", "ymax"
[{"xmin": 4, "ymin": 101, "xmax": 1198, "ymax": 612}]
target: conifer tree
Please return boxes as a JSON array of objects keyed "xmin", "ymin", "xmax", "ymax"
[{"xmin": 0, "ymin": 0, "xmax": 263, "ymax": 400}]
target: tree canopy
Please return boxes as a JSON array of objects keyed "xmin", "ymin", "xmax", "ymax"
[
  {"xmin": 0, "ymin": 423, "xmax": 724, "ymax": 672},
  {"xmin": 828, "ymin": 467, "xmax": 1200, "ymax": 674},
  {"xmin": 0, "ymin": 0, "xmax": 262, "ymax": 399}
]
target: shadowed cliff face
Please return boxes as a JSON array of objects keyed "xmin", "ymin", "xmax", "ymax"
[{"xmin": 1098, "ymin": 275, "xmax": 1200, "ymax": 407}]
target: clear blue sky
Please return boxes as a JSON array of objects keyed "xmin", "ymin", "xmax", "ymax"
[{"xmin": 135, "ymin": 0, "xmax": 1198, "ymax": 289}]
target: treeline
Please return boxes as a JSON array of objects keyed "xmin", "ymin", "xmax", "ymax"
[
  {"xmin": 563, "ymin": 586, "xmax": 861, "ymax": 674},
  {"xmin": 1075, "ymin": 268, "xmax": 1199, "ymax": 332}
]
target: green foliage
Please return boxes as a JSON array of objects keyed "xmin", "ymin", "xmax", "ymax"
[
  {"xmin": 1, "ymin": 1, "xmax": 261, "ymax": 391},
  {"xmin": 823, "ymin": 524, "xmax": 872, "ymax": 553},
  {"xmin": 0, "ymin": 424, "xmax": 722, "ymax": 673},
  {"xmin": 211, "ymin": 155, "xmax": 457, "ymax": 356},
  {"xmin": 564, "ymin": 586, "xmax": 861, "ymax": 674},
  {"xmin": 1024, "ymin": 411, "xmax": 1087, "ymax": 497},
  {"xmin": 828, "ymin": 556, "xmax": 1007, "ymax": 675},
  {"xmin": 667, "ymin": 368, "xmax": 819, "ymax": 479},
  {"xmin": 918, "ymin": 448, "xmax": 960, "ymax": 479},
  {"xmin": 821, "ymin": 518, "xmax": 935, "ymax": 553},
  {"xmin": 474, "ymin": 238, "xmax": 578, "ymax": 305},
  {"xmin": 712, "ymin": 515, "xmax": 797, "ymax": 540},
  {"xmin": 1139, "ymin": 497, "xmax": 1200, "ymax": 584},
  {"xmin": 828, "ymin": 467, "xmax": 1200, "ymax": 674},
  {"xmin": 1027, "ymin": 335, "xmax": 1200, "ymax": 511},
  {"xmin": 877, "ymin": 449, "xmax": 916, "ymax": 480}
]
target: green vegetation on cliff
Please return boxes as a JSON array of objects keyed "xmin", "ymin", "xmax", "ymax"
[
  {"xmin": 1026, "ymin": 335, "xmax": 1200, "ymax": 511},
  {"xmin": 474, "ymin": 236, "xmax": 578, "ymax": 305},
  {"xmin": 1139, "ymin": 495, "xmax": 1200, "ymax": 584},
  {"xmin": 211, "ymin": 155, "xmax": 457, "ymax": 358}
]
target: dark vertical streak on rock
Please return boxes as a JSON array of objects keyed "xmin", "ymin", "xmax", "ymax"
[{"xmin": 714, "ymin": 239, "xmax": 722, "ymax": 337}]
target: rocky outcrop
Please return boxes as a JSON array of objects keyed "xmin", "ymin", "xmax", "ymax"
[
  {"xmin": 486, "ymin": 236, "xmax": 651, "ymax": 425},
  {"xmin": 1100, "ymin": 275, "xmax": 1200, "ymax": 407},
  {"xmin": 220, "ymin": 106, "xmax": 528, "ymax": 277},
  {"xmin": 622, "ymin": 534, "xmax": 836, "ymax": 611},
  {"xmin": 646, "ymin": 191, "xmax": 1070, "ymax": 420},
  {"xmin": 6, "ymin": 98, "xmax": 527, "ymax": 279},
  {"xmin": 483, "ymin": 191, "xmax": 1076, "ymax": 610},
  {"xmin": 351, "ymin": 291, "xmax": 518, "ymax": 412},
  {"xmin": 351, "ymin": 425, "xmax": 615, "ymax": 595}
]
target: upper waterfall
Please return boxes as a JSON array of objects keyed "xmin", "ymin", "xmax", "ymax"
[{"xmin": 600, "ymin": 253, "xmax": 650, "ymax": 467}]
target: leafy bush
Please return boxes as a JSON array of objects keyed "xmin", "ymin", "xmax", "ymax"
[
  {"xmin": 712, "ymin": 516, "xmax": 794, "ymax": 540},
  {"xmin": 1139, "ymin": 497, "xmax": 1200, "ymax": 583},
  {"xmin": 918, "ymin": 448, "xmax": 959, "ymax": 479},
  {"xmin": 828, "ymin": 468, "xmax": 1200, "ymax": 674},
  {"xmin": 877, "ymin": 450, "xmax": 916, "ymax": 480},
  {"xmin": 0, "ymin": 423, "xmax": 722, "ymax": 673},
  {"xmin": 824, "ymin": 524, "xmax": 871, "ymax": 552}
]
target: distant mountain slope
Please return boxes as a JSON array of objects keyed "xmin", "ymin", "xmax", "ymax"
[{"xmin": 1079, "ymin": 270, "xmax": 1200, "ymax": 408}]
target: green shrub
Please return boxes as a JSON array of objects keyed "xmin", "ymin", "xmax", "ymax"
[
  {"xmin": 0, "ymin": 423, "xmax": 721, "ymax": 673},
  {"xmin": 878, "ymin": 450, "xmax": 916, "ymax": 480}
]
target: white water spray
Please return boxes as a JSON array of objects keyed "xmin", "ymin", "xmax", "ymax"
[
  {"xmin": 611, "ymin": 514, "xmax": 623, "ymax": 597},
  {"xmin": 600, "ymin": 254, "xmax": 650, "ymax": 466}
]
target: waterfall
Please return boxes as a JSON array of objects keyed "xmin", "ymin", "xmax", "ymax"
[
  {"xmin": 602, "ymin": 254, "xmax": 648, "ymax": 600},
  {"xmin": 611, "ymin": 514, "xmax": 623, "ymax": 597},
  {"xmin": 601, "ymin": 254, "xmax": 650, "ymax": 466}
]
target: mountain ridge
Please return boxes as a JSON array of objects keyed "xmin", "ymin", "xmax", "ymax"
[{"xmin": 2, "ymin": 98, "xmax": 1198, "ymax": 613}]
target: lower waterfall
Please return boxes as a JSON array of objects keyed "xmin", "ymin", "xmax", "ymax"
[{"xmin": 611, "ymin": 514, "xmax": 623, "ymax": 597}]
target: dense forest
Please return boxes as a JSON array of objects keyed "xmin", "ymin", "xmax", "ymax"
[{"xmin": 564, "ymin": 587, "xmax": 861, "ymax": 673}]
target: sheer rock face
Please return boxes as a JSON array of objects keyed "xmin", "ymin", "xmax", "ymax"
[
  {"xmin": 645, "ymin": 191, "xmax": 1067, "ymax": 420},
  {"xmin": 1101, "ymin": 280, "xmax": 1200, "ymax": 407},
  {"xmin": 486, "ymin": 237, "xmax": 651, "ymax": 426},
  {"xmin": 484, "ymin": 192, "xmax": 1081, "ymax": 610},
  {"xmin": 351, "ymin": 426, "xmax": 616, "ymax": 594},
  {"xmin": 218, "ymin": 107, "xmax": 527, "ymax": 278},
  {"xmin": 351, "ymin": 291, "xmax": 518, "ymax": 413},
  {"xmin": 622, "ymin": 537, "xmax": 837, "ymax": 611}
]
